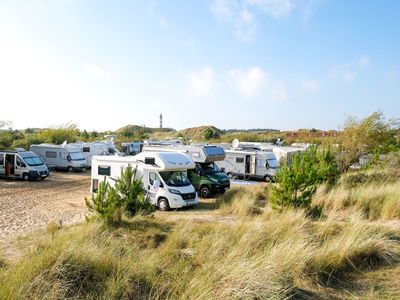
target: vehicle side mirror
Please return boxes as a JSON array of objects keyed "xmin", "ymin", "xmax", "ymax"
[
  {"xmin": 67, "ymin": 155, "xmax": 71, "ymax": 161},
  {"xmin": 159, "ymin": 182, "xmax": 164, "ymax": 188}
]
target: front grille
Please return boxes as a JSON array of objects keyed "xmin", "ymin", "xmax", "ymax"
[
  {"xmin": 39, "ymin": 171, "xmax": 47, "ymax": 175},
  {"xmin": 181, "ymin": 193, "xmax": 196, "ymax": 200}
]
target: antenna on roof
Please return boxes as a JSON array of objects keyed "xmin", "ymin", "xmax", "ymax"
[{"xmin": 232, "ymin": 139, "xmax": 240, "ymax": 149}]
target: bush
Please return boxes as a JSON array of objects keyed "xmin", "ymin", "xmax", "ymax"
[
  {"xmin": 270, "ymin": 146, "xmax": 339, "ymax": 210},
  {"xmin": 85, "ymin": 165, "xmax": 154, "ymax": 225}
]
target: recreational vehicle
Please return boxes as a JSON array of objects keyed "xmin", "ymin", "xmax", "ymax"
[
  {"xmin": 0, "ymin": 150, "xmax": 49, "ymax": 180},
  {"xmin": 68, "ymin": 141, "xmax": 119, "ymax": 167},
  {"xmin": 30, "ymin": 144, "xmax": 87, "ymax": 171},
  {"xmin": 216, "ymin": 149, "xmax": 279, "ymax": 182},
  {"xmin": 142, "ymin": 144, "xmax": 230, "ymax": 198},
  {"xmin": 91, "ymin": 151, "xmax": 198, "ymax": 211},
  {"xmin": 226, "ymin": 140, "xmax": 306, "ymax": 165},
  {"xmin": 121, "ymin": 142, "xmax": 143, "ymax": 155}
]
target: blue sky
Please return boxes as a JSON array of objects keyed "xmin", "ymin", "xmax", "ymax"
[{"xmin": 0, "ymin": 0, "xmax": 399, "ymax": 131}]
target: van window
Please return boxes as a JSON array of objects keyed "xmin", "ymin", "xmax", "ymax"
[
  {"xmin": 236, "ymin": 157, "xmax": 244, "ymax": 163},
  {"xmin": 16, "ymin": 156, "xmax": 26, "ymax": 167},
  {"xmin": 98, "ymin": 165, "xmax": 111, "ymax": 176},
  {"xmin": 45, "ymin": 151, "xmax": 57, "ymax": 158},
  {"xmin": 83, "ymin": 147, "xmax": 90, "ymax": 153},
  {"xmin": 149, "ymin": 172, "xmax": 157, "ymax": 185},
  {"xmin": 0, "ymin": 155, "xmax": 3, "ymax": 166}
]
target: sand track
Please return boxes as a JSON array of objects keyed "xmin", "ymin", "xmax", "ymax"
[{"xmin": 0, "ymin": 172, "xmax": 91, "ymax": 239}]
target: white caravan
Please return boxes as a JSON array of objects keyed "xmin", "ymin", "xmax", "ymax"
[
  {"xmin": 30, "ymin": 144, "xmax": 87, "ymax": 171},
  {"xmin": 68, "ymin": 141, "xmax": 119, "ymax": 167},
  {"xmin": 216, "ymin": 149, "xmax": 279, "ymax": 182},
  {"xmin": 91, "ymin": 151, "xmax": 198, "ymax": 211},
  {"xmin": 141, "ymin": 144, "xmax": 230, "ymax": 197},
  {"xmin": 226, "ymin": 140, "xmax": 306, "ymax": 166},
  {"xmin": 0, "ymin": 150, "xmax": 49, "ymax": 180}
]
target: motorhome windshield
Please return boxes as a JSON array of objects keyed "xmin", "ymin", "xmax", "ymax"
[
  {"xmin": 159, "ymin": 171, "xmax": 191, "ymax": 187},
  {"xmin": 266, "ymin": 159, "xmax": 279, "ymax": 168},
  {"xmin": 24, "ymin": 156, "xmax": 44, "ymax": 166},
  {"xmin": 68, "ymin": 152, "xmax": 85, "ymax": 161},
  {"xmin": 201, "ymin": 162, "xmax": 221, "ymax": 174}
]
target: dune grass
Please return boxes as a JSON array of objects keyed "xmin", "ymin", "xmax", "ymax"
[
  {"xmin": 312, "ymin": 180, "xmax": 400, "ymax": 221},
  {"xmin": 1, "ymin": 176, "xmax": 400, "ymax": 299}
]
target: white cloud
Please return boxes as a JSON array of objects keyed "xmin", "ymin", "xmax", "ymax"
[
  {"xmin": 246, "ymin": 0, "xmax": 294, "ymax": 19},
  {"xmin": 300, "ymin": 78, "xmax": 319, "ymax": 93},
  {"xmin": 357, "ymin": 54, "xmax": 370, "ymax": 68},
  {"xmin": 209, "ymin": 0, "xmax": 238, "ymax": 21},
  {"xmin": 235, "ymin": 9, "xmax": 257, "ymax": 42},
  {"xmin": 343, "ymin": 70, "xmax": 356, "ymax": 83},
  {"xmin": 227, "ymin": 67, "xmax": 287, "ymax": 100},
  {"xmin": 83, "ymin": 64, "xmax": 106, "ymax": 78},
  {"xmin": 186, "ymin": 66, "xmax": 216, "ymax": 95},
  {"xmin": 228, "ymin": 67, "xmax": 266, "ymax": 97}
]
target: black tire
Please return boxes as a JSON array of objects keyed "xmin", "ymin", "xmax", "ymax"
[
  {"xmin": 264, "ymin": 175, "xmax": 271, "ymax": 183},
  {"xmin": 22, "ymin": 173, "xmax": 30, "ymax": 181},
  {"xmin": 200, "ymin": 186, "xmax": 211, "ymax": 198},
  {"xmin": 67, "ymin": 166, "xmax": 73, "ymax": 173},
  {"xmin": 227, "ymin": 172, "xmax": 233, "ymax": 179},
  {"xmin": 158, "ymin": 198, "xmax": 170, "ymax": 211}
]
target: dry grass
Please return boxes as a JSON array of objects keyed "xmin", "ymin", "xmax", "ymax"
[
  {"xmin": 312, "ymin": 181, "xmax": 400, "ymax": 221},
  {"xmin": 1, "ymin": 179, "xmax": 400, "ymax": 299}
]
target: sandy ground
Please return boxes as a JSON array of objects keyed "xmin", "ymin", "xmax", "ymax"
[{"xmin": 0, "ymin": 172, "xmax": 91, "ymax": 240}]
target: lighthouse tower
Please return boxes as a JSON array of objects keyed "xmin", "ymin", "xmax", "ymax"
[{"xmin": 159, "ymin": 113, "xmax": 163, "ymax": 129}]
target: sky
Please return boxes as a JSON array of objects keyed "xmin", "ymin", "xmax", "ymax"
[{"xmin": 0, "ymin": 0, "xmax": 399, "ymax": 131}]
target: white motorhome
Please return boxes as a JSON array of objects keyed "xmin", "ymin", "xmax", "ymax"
[
  {"xmin": 91, "ymin": 151, "xmax": 198, "ymax": 211},
  {"xmin": 142, "ymin": 144, "xmax": 230, "ymax": 197},
  {"xmin": 216, "ymin": 149, "xmax": 279, "ymax": 182},
  {"xmin": 30, "ymin": 144, "xmax": 87, "ymax": 171},
  {"xmin": 225, "ymin": 140, "xmax": 306, "ymax": 166},
  {"xmin": 0, "ymin": 150, "xmax": 49, "ymax": 180},
  {"xmin": 68, "ymin": 141, "xmax": 119, "ymax": 167}
]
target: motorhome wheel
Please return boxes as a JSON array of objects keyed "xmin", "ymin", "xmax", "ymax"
[
  {"xmin": 200, "ymin": 186, "xmax": 211, "ymax": 198},
  {"xmin": 264, "ymin": 175, "xmax": 271, "ymax": 183},
  {"xmin": 158, "ymin": 198, "xmax": 170, "ymax": 211},
  {"xmin": 23, "ymin": 173, "xmax": 30, "ymax": 181},
  {"xmin": 67, "ymin": 166, "xmax": 73, "ymax": 173}
]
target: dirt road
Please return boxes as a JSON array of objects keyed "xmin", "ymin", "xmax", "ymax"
[{"xmin": 0, "ymin": 172, "xmax": 91, "ymax": 239}]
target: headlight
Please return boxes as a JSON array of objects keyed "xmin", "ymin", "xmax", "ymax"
[{"xmin": 168, "ymin": 188, "xmax": 181, "ymax": 195}]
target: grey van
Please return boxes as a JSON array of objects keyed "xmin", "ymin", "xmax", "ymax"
[{"xmin": 0, "ymin": 150, "xmax": 49, "ymax": 180}]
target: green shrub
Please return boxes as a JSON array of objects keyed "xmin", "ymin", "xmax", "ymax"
[
  {"xmin": 85, "ymin": 165, "xmax": 154, "ymax": 225},
  {"xmin": 270, "ymin": 146, "xmax": 339, "ymax": 210}
]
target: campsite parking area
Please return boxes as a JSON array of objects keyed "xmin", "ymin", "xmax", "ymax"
[{"xmin": 0, "ymin": 172, "xmax": 91, "ymax": 239}]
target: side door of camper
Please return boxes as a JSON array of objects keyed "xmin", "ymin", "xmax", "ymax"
[
  {"xmin": 14, "ymin": 154, "xmax": 28, "ymax": 178},
  {"xmin": 0, "ymin": 153, "xmax": 4, "ymax": 176},
  {"xmin": 146, "ymin": 171, "xmax": 161, "ymax": 205},
  {"xmin": 82, "ymin": 146, "xmax": 92, "ymax": 167},
  {"xmin": 4, "ymin": 153, "xmax": 16, "ymax": 177}
]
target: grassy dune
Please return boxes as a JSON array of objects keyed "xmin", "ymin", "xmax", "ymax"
[{"xmin": 1, "ymin": 183, "xmax": 400, "ymax": 299}]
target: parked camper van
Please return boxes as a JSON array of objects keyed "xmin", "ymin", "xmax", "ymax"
[
  {"xmin": 30, "ymin": 144, "xmax": 87, "ymax": 171},
  {"xmin": 0, "ymin": 150, "xmax": 49, "ymax": 180},
  {"xmin": 121, "ymin": 142, "xmax": 143, "ymax": 156},
  {"xmin": 216, "ymin": 149, "xmax": 279, "ymax": 182},
  {"xmin": 91, "ymin": 151, "xmax": 198, "ymax": 211},
  {"xmin": 68, "ymin": 141, "xmax": 119, "ymax": 167},
  {"xmin": 142, "ymin": 144, "xmax": 230, "ymax": 198}
]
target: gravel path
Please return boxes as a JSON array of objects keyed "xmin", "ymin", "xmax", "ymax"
[{"xmin": 0, "ymin": 172, "xmax": 91, "ymax": 239}]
